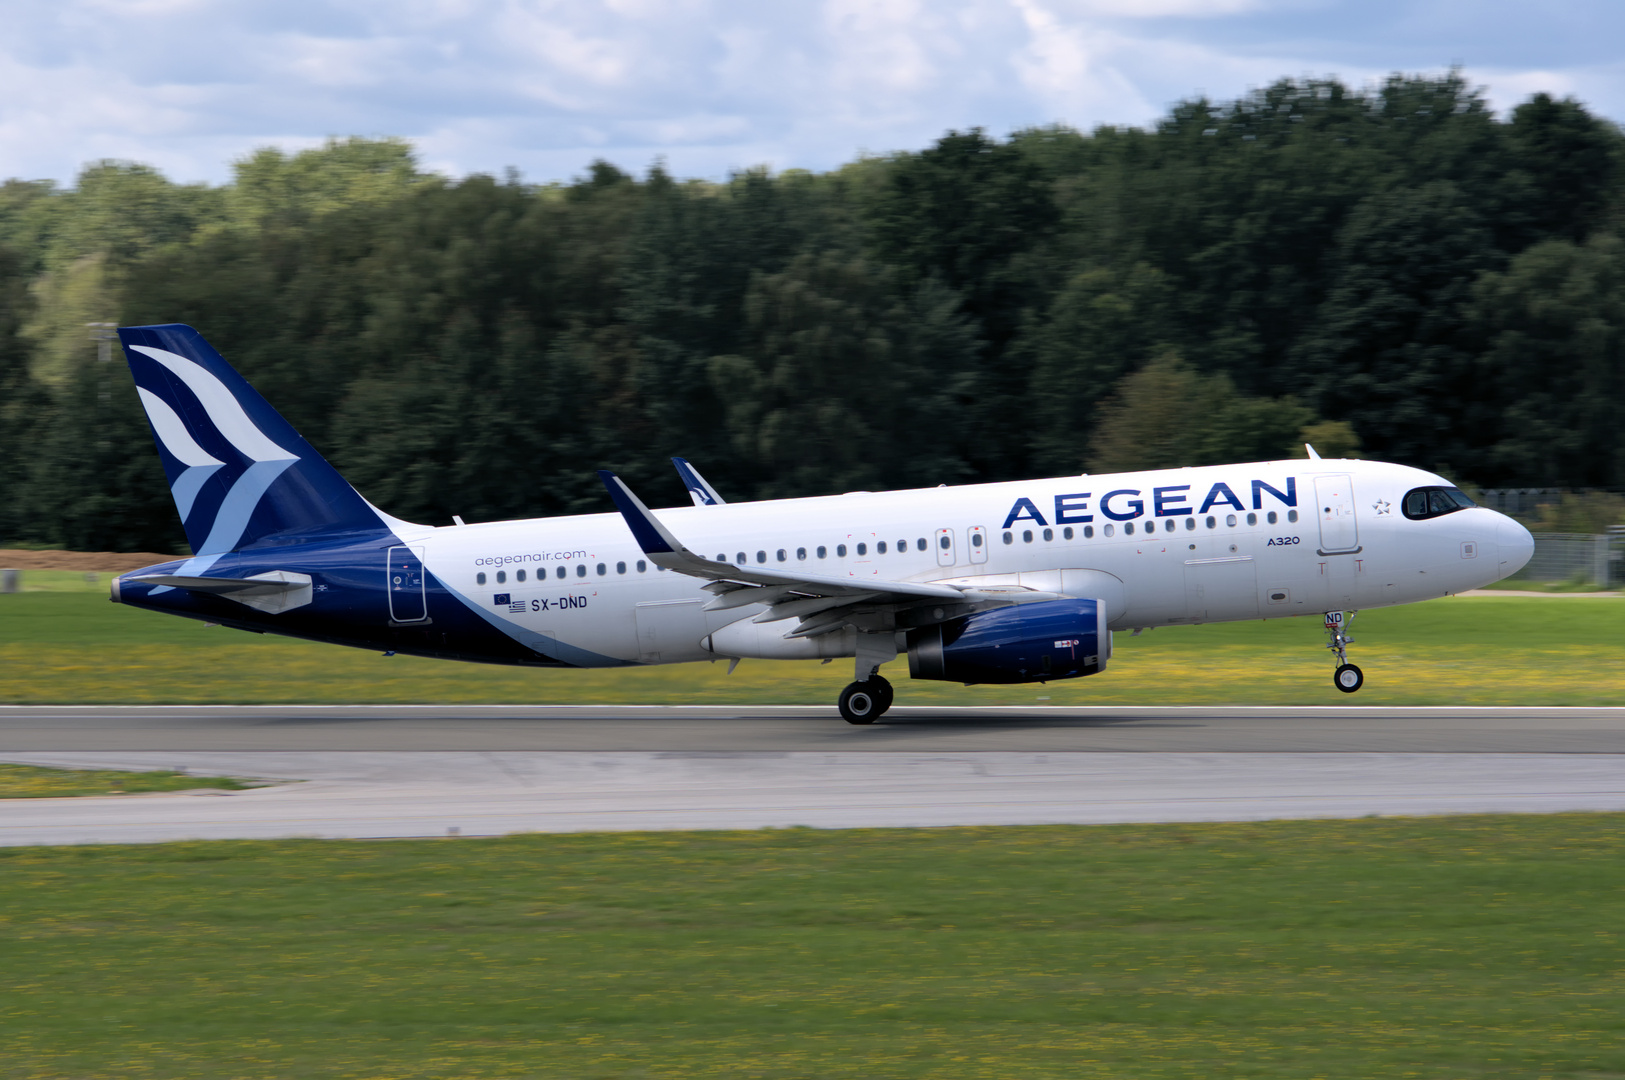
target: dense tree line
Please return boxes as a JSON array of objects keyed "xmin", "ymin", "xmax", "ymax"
[{"xmin": 2, "ymin": 73, "xmax": 1622, "ymax": 552}]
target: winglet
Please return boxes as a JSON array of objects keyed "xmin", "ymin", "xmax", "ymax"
[
  {"xmin": 1304, "ymin": 443, "xmax": 1322, "ymax": 460},
  {"xmin": 597, "ymin": 471, "xmax": 680, "ymax": 555},
  {"xmin": 672, "ymin": 457, "xmax": 725, "ymax": 506}
]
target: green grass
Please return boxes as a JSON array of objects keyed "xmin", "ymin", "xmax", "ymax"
[
  {"xmin": 0, "ymin": 569, "xmax": 115, "ymax": 593},
  {"xmin": 2, "ymin": 591, "xmax": 1622, "ymax": 705},
  {"xmin": 2, "ymin": 817, "xmax": 1624, "ymax": 1078},
  {"xmin": 0, "ymin": 762, "xmax": 252, "ymax": 798}
]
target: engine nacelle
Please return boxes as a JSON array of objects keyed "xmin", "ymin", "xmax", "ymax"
[{"xmin": 906, "ymin": 598, "xmax": 1109, "ymax": 685}]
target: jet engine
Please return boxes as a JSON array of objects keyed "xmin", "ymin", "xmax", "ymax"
[{"xmin": 906, "ymin": 598, "xmax": 1109, "ymax": 685}]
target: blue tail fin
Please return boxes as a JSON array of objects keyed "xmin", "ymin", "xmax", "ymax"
[{"xmin": 119, "ymin": 323, "xmax": 387, "ymax": 555}]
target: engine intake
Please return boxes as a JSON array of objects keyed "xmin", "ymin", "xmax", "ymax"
[{"xmin": 906, "ymin": 598, "xmax": 1109, "ymax": 685}]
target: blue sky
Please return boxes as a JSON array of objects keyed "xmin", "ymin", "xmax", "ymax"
[{"xmin": 2, "ymin": 0, "xmax": 1621, "ymax": 187}]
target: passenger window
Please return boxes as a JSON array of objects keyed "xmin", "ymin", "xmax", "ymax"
[
  {"xmin": 1184, "ymin": 517, "xmax": 1195, "ymax": 531},
  {"xmin": 1002, "ymin": 531, "xmax": 1013, "ymax": 545},
  {"xmin": 596, "ymin": 563, "xmax": 606, "ymax": 576},
  {"xmin": 756, "ymin": 551, "xmax": 766, "ymax": 563},
  {"xmin": 1246, "ymin": 512, "xmax": 1257, "ymax": 526},
  {"xmin": 1042, "ymin": 528, "xmax": 1053, "ymax": 541},
  {"xmin": 496, "ymin": 570, "xmax": 506, "ymax": 584},
  {"xmin": 1104, "ymin": 524, "xmax": 1115, "ymax": 537},
  {"xmin": 972, "ymin": 533, "xmax": 984, "ymax": 548},
  {"xmin": 878, "ymin": 541, "xmax": 888, "ymax": 554},
  {"xmin": 517, "ymin": 569, "xmax": 526, "ymax": 582},
  {"xmin": 898, "ymin": 539, "xmax": 907, "ymax": 552},
  {"xmin": 1023, "ymin": 530, "xmax": 1033, "ymax": 543},
  {"xmin": 1083, "ymin": 526, "xmax": 1094, "ymax": 539},
  {"xmin": 1063, "ymin": 527, "xmax": 1073, "ymax": 540},
  {"xmin": 1165, "ymin": 519, "xmax": 1175, "ymax": 533},
  {"xmin": 556, "ymin": 566, "xmax": 566, "ymax": 579},
  {"xmin": 617, "ymin": 561, "xmax": 626, "ymax": 574},
  {"xmin": 1267, "ymin": 511, "xmax": 1278, "ymax": 525},
  {"xmin": 796, "ymin": 547, "xmax": 806, "ymax": 560},
  {"xmin": 576, "ymin": 564, "xmax": 586, "ymax": 577},
  {"xmin": 1125, "ymin": 522, "xmax": 1135, "ymax": 535},
  {"xmin": 1226, "ymin": 514, "xmax": 1237, "ymax": 527},
  {"xmin": 1287, "ymin": 509, "xmax": 1299, "ymax": 523},
  {"xmin": 1205, "ymin": 515, "xmax": 1216, "ymax": 529},
  {"xmin": 916, "ymin": 538, "xmax": 927, "ymax": 551},
  {"xmin": 717, "ymin": 554, "xmax": 726, "ymax": 562},
  {"xmin": 637, "ymin": 560, "xmax": 647, "ymax": 573},
  {"xmin": 737, "ymin": 552, "xmax": 746, "ymax": 564},
  {"xmin": 476, "ymin": 572, "xmax": 486, "ymax": 585},
  {"xmin": 857, "ymin": 543, "xmax": 867, "ymax": 556},
  {"xmin": 777, "ymin": 549, "xmax": 787, "ymax": 562},
  {"xmin": 938, "ymin": 535, "xmax": 950, "ymax": 549},
  {"xmin": 817, "ymin": 546, "xmax": 827, "ymax": 558},
  {"xmin": 837, "ymin": 544, "xmax": 847, "ymax": 557}
]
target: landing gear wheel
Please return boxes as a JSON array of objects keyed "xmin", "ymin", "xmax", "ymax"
[
  {"xmin": 869, "ymin": 675, "xmax": 894, "ymax": 713},
  {"xmin": 839, "ymin": 682, "xmax": 884, "ymax": 725},
  {"xmin": 1334, "ymin": 663, "xmax": 1364, "ymax": 694}
]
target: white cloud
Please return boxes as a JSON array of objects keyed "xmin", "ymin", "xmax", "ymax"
[{"xmin": 0, "ymin": 0, "xmax": 1618, "ymax": 187}]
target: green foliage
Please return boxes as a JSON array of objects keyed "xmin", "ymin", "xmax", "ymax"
[
  {"xmin": 0, "ymin": 762, "xmax": 249, "ymax": 798},
  {"xmin": 3, "ymin": 79, "xmax": 1625, "ymax": 549},
  {"xmin": 1086, "ymin": 355, "xmax": 1314, "ymax": 472}
]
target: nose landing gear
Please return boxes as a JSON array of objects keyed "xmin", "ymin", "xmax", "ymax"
[{"xmin": 1325, "ymin": 611, "xmax": 1363, "ymax": 693}]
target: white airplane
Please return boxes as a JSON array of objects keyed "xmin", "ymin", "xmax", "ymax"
[{"xmin": 110, "ymin": 324, "xmax": 1536, "ymax": 723}]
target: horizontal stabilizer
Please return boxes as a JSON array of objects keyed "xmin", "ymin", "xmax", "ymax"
[{"xmin": 129, "ymin": 570, "xmax": 313, "ymax": 615}]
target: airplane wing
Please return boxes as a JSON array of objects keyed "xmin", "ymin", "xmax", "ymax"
[
  {"xmin": 598, "ymin": 472, "xmax": 1051, "ymax": 638},
  {"xmin": 671, "ymin": 457, "xmax": 726, "ymax": 506}
]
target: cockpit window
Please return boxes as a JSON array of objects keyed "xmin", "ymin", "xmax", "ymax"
[{"xmin": 1402, "ymin": 486, "xmax": 1476, "ymax": 520}]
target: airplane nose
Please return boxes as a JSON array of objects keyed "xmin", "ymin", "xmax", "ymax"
[{"xmin": 1497, "ymin": 514, "xmax": 1535, "ymax": 577}]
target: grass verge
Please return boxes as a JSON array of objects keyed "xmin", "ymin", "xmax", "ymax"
[
  {"xmin": 2, "ymin": 592, "xmax": 1622, "ymax": 705},
  {"xmin": 2, "ymin": 816, "xmax": 1624, "ymax": 1078},
  {"xmin": 0, "ymin": 763, "xmax": 251, "ymax": 798}
]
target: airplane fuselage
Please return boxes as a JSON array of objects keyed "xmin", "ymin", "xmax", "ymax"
[{"xmin": 115, "ymin": 457, "xmax": 1533, "ymax": 671}]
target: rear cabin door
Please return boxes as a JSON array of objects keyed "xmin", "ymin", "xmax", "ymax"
[
  {"xmin": 1314, "ymin": 475, "xmax": 1360, "ymax": 554},
  {"xmin": 387, "ymin": 546, "xmax": 427, "ymax": 622},
  {"xmin": 934, "ymin": 528, "xmax": 956, "ymax": 567}
]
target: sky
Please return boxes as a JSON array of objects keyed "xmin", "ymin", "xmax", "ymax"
[{"xmin": 2, "ymin": 0, "xmax": 1622, "ymax": 188}]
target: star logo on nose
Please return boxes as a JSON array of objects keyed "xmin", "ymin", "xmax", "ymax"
[{"xmin": 1372, "ymin": 500, "xmax": 1391, "ymax": 515}]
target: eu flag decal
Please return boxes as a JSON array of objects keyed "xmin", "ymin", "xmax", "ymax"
[{"xmin": 493, "ymin": 593, "xmax": 510, "ymax": 606}]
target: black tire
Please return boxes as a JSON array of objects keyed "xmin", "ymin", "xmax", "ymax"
[
  {"xmin": 870, "ymin": 675, "xmax": 894, "ymax": 714},
  {"xmin": 1334, "ymin": 663, "xmax": 1364, "ymax": 694},
  {"xmin": 839, "ymin": 682, "xmax": 882, "ymax": 725}
]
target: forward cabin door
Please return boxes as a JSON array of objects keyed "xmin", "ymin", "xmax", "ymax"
[
  {"xmin": 1314, "ymin": 475, "xmax": 1360, "ymax": 554},
  {"xmin": 934, "ymin": 528, "xmax": 956, "ymax": 567},
  {"xmin": 387, "ymin": 546, "xmax": 427, "ymax": 623}
]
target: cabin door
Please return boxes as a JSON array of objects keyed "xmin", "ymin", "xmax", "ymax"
[
  {"xmin": 387, "ymin": 546, "xmax": 427, "ymax": 622},
  {"xmin": 1314, "ymin": 475, "xmax": 1361, "ymax": 554}
]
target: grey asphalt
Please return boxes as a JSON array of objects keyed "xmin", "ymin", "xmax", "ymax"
[
  {"xmin": 3, "ymin": 706, "xmax": 1624, "ymax": 845},
  {"xmin": 4, "ymin": 704, "xmax": 1625, "ymax": 752}
]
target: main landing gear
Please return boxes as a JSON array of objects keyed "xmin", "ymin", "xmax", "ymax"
[
  {"xmin": 1325, "ymin": 610, "xmax": 1364, "ymax": 693},
  {"xmin": 839, "ymin": 632, "xmax": 900, "ymax": 724},
  {"xmin": 838, "ymin": 675, "xmax": 894, "ymax": 724}
]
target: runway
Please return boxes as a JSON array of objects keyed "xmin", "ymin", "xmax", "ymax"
[
  {"xmin": 6, "ymin": 703, "xmax": 1625, "ymax": 752},
  {"xmin": 4, "ymin": 706, "xmax": 1624, "ymax": 845}
]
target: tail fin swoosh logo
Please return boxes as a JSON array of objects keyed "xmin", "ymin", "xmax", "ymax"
[{"xmin": 129, "ymin": 344, "xmax": 300, "ymax": 555}]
